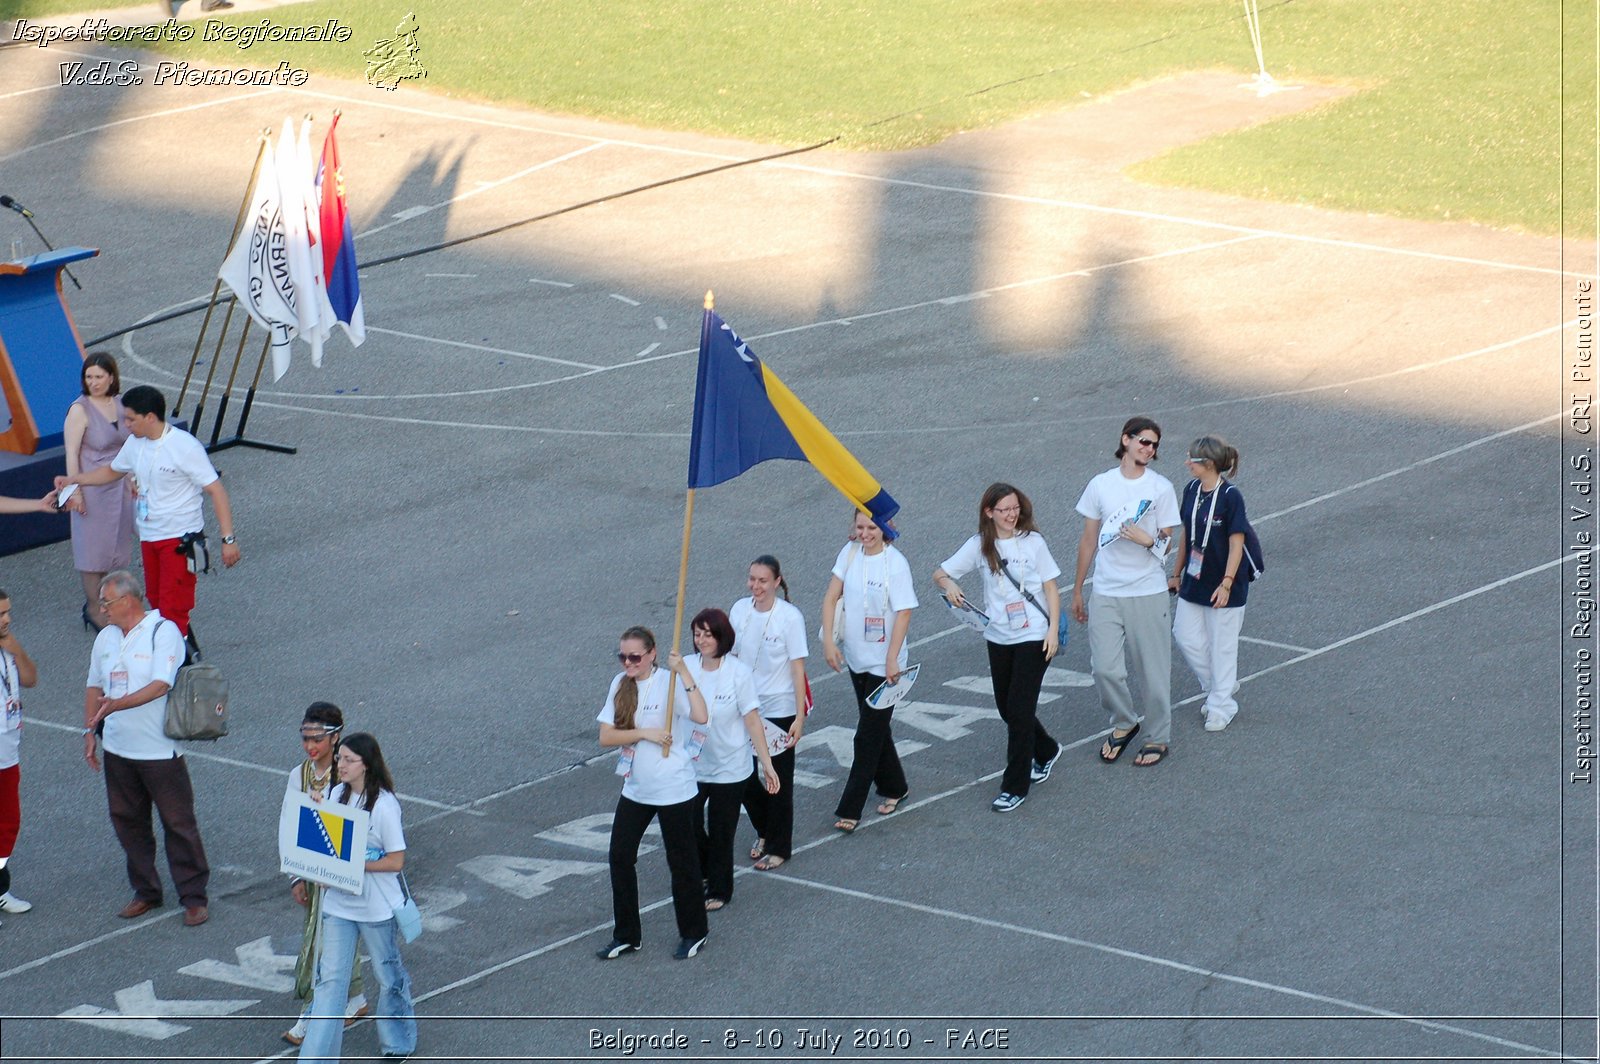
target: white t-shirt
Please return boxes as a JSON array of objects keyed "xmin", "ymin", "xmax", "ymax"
[
  {"xmin": 110, "ymin": 424, "xmax": 219, "ymax": 542},
  {"xmin": 832, "ymin": 543, "xmax": 918, "ymax": 676},
  {"xmin": 87, "ymin": 611, "xmax": 185, "ymax": 760},
  {"xmin": 685, "ymin": 654, "xmax": 761, "ymax": 785},
  {"xmin": 728, "ymin": 597, "xmax": 808, "ymax": 718},
  {"xmin": 597, "ymin": 668, "xmax": 700, "ymax": 806},
  {"xmin": 322, "ymin": 788, "xmax": 407, "ymax": 924},
  {"xmin": 939, "ymin": 532, "xmax": 1061, "ymax": 646},
  {"xmin": 1075, "ymin": 466, "xmax": 1181, "ymax": 597},
  {"xmin": 0, "ymin": 648, "xmax": 19, "ymax": 770}
]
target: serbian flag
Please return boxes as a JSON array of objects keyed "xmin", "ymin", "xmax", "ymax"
[
  {"xmin": 316, "ymin": 113, "xmax": 365, "ymax": 347},
  {"xmin": 687, "ymin": 309, "xmax": 899, "ymax": 534}
]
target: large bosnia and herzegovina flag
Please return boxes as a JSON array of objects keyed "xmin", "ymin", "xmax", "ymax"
[
  {"xmin": 316, "ymin": 112, "xmax": 366, "ymax": 347},
  {"xmin": 687, "ymin": 308, "xmax": 898, "ymax": 532},
  {"xmin": 296, "ymin": 804, "xmax": 355, "ymax": 861}
]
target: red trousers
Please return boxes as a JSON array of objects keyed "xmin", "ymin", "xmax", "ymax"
[
  {"xmin": 141, "ymin": 538, "xmax": 196, "ymax": 635},
  {"xmin": 0, "ymin": 764, "xmax": 18, "ymax": 859}
]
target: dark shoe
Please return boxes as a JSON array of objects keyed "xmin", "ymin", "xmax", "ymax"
[
  {"xmin": 1099, "ymin": 723, "xmax": 1140, "ymax": 763},
  {"xmin": 118, "ymin": 898, "xmax": 162, "ymax": 918},
  {"xmin": 1030, "ymin": 747, "xmax": 1062, "ymax": 783},
  {"xmin": 991, "ymin": 792, "xmax": 1026, "ymax": 813},
  {"xmin": 183, "ymin": 904, "xmax": 209, "ymax": 926},
  {"xmin": 1133, "ymin": 743, "xmax": 1169, "ymax": 767},
  {"xmin": 673, "ymin": 934, "xmax": 707, "ymax": 960},
  {"xmin": 595, "ymin": 938, "xmax": 639, "ymax": 960}
]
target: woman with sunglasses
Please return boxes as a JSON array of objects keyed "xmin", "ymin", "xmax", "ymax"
[
  {"xmin": 933, "ymin": 483, "xmax": 1064, "ymax": 814},
  {"xmin": 729, "ymin": 554, "xmax": 808, "ymax": 871},
  {"xmin": 685, "ymin": 608, "xmax": 778, "ymax": 911},
  {"xmin": 822, "ymin": 510, "xmax": 917, "ymax": 833},
  {"xmin": 596, "ymin": 626, "xmax": 712, "ymax": 961},
  {"xmin": 281, "ymin": 704, "xmax": 367, "ymax": 1048},
  {"xmin": 1169, "ymin": 436, "xmax": 1251, "ymax": 732},
  {"xmin": 298, "ymin": 732, "xmax": 416, "ymax": 1064}
]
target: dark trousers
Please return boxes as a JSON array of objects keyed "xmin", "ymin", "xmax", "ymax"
[
  {"xmin": 741, "ymin": 715, "xmax": 796, "ymax": 858},
  {"xmin": 988, "ymin": 640, "xmax": 1059, "ymax": 796},
  {"xmin": 693, "ymin": 778, "xmax": 748, "ymax": 902},
  {"xmin": 608, "ymin": 794, "xmax": 706, "ymax": 945},
  {"xmin": 103, "ymin": 750, "xmax": 210, "ymax": 907},
  {"xmin": 834, "ymin": 670, "xmax": 909, "ymax": 820}
]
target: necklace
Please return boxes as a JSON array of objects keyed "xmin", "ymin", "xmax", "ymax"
[{"xmin": 306, "ymin": 759, "xmax": 333, "ymax": 798}]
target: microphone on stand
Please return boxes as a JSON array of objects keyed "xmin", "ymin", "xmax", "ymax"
[{"xmin": 0, "ymin": 196, "xmax": 81, "ymax": 289}]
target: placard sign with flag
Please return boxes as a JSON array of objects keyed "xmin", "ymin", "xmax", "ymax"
[
  {"xmin": 277, "ymin": 790, "xmax": 369, "ymax": 893},
  {"xmin": 687, "ymin": 309, "xmax": 899, "ymax": 531}
]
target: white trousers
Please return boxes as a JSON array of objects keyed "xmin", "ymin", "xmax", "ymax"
[{"xmin": 1172, "ymin": 598, "xmax": 1246, "ymax": 724}]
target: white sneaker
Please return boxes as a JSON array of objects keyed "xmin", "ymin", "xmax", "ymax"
[
  {"xmin": 1204, "ymin": 714, "xmax": 1229, "ymax": 732},
  {"xmin": 345, "ymin": 994, "xmax": 370, "ymax": 1022},
  {"xmin": 0, "ymin": 892, "xmax": 32, "ymax": 913}
]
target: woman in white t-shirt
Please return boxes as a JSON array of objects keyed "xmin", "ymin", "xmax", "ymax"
[
  {"xmin": 298, "ymin": 733, "xmax": 415, "ymax": 1064},
  {"xmin": 281, "ymin": 704, "xmax": 366, "ymax": 1049},
  {"xmin": 821, "ymin": 510, "xmax": 918, "ymax": 833},
  {"xmin": 595, "ymin": 626, "xmax": 713, "ymax": 961},
  {"xmin": 686, "ymin": 609, "xmax": 778, "ymax": 911},
  {"xmin": 729, "ymin": 554, "xmax": 809, "ymax": 870},
  {"xmin": 934, "ymin": 483, "xmax": 1064, "ymax": 815}
]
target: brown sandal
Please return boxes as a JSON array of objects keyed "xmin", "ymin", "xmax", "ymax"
[
  {"xmin": 833, "ymin": 818, "xmax": 858, "ymax": 833},
  {"xmin": 876, "ymin": 792, "xmax": 907, "ymax": 815}
]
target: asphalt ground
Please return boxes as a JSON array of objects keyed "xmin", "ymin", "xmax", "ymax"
[{"xmin": 0, "ymin": 10, "xmax": 1592, "ymax": 1064}]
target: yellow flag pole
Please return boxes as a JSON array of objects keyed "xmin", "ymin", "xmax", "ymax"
[
  {"xmin": 177, "ymin": 128, "xmax": 271, "ymax": 419},
  {"xmin": 661, "ymin": 289, "xmax": 714, "ymax": 754}
]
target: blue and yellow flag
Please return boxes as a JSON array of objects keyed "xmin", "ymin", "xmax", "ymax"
[
  {"xmin": 687, "ymin": 310, "xmax": 899, "ymax": 532},
  {"xmin": 296, "ymin": 804, "xmax": 355, "ymax": 861}
]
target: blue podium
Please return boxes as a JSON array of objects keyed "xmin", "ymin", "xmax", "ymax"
[{"xmin": 0, "ymin": 247, "xmax": 99, "ymax": 556}]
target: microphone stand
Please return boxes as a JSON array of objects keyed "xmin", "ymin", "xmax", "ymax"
[{"xmin": 7, "ymin": 209, "xmax": 81, "ymax": 289}]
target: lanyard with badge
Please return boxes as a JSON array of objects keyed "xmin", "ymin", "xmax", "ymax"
[
  {"xmin": 862, "ymin": 553, "xmax": 890, "ymax": 643},
  {"xmin": 0, "ymin": 652, "xmax": 17, "ymax": 731},
  {"xmin": 736, "ymin": 603, "xmax": 777, "ymax": 673},
  {"xmin": 133, "ymin": 428, "xmax": 171, "ymax": 524},
  {"xmin": 615, "ymin": 670, "xmax": 667, "ymax": 777},
  {"xmin": 1187, "ymin": 482, "xmax": 1222, "ymax": 579}
]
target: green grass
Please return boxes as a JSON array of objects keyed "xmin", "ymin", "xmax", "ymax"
[
  {"xmin": 11, "ymin": 0, "xmax": 1583, "ymax": 235},
  {"xmin": 2, "ymin": 0, "xmax": 154, "ymax": 17}
]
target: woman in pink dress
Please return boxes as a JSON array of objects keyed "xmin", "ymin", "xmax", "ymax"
[{"xmin": 62, "ymin": 353, "xmax": 135, "ymax": 631}]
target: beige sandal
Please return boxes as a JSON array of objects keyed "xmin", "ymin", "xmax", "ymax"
[
  {"xmin": 833, "ymin": 818, "xmax": 858, "ymax": 833},
  {"xmin": 754, "ymin": 854, "xmax": 785, "ymax": 871}
]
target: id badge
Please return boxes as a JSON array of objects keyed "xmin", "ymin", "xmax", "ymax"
[
  {"xmin": 135, "ymin": 494, "xmax": 149, "ymax": 523},
  {"xmin": 1186, "ymin": 549, "xmax": 1204, "ymax": 578},
  {"xmin": 615, "ymin": 746, "xmax": 635, "ymax": 778},
  {"xmin": 108, "ymin": 669, "xmax": 130, "ymax": 698},
  {"xmin": 1005, "ymin": 600, "xmax": 1030, "ymax": 630},
  {"xmin": 864, "ymin": 615, "xmax": 886, "ymax": 642},
  {"xmin": 4, "ymin": 696, "xmax": 19, "ymax": 728},
  {"xmin": 682, "ymin": 728, "xmax": 708, "ymax": 761}
]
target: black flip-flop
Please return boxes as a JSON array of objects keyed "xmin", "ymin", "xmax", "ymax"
[
  {"xmin": 1099, "ymin": 724, "xmax": 1140, "ymax": 763},
  {"xmin": 1133, "ymin": 742, "xmax": 1169, "ymax": 767}
]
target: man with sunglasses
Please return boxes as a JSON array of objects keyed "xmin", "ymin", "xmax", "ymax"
[{"xmin": 1070, "ymin": 416, "xmax": 1182, "ymax": 767}]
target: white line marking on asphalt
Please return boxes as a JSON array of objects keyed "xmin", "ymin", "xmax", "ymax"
[
  {"xmin": 356, "ymin": 143, "xmax": 605, "ymax": 240},
  {"xmin": 609, "ymin": 294, "xmax": 642, "ymax": 306},
  {"xmin": 0, "ymin": 90, "xmax": 280, "ymax": 165},
  {"xmin": 655, "ymin": 316, "xmax": 669, "ymax": 331},
  {"xmin": 529, "ymin": 278, "xmax": 575, "ymax": 287},
  {"xmin": 365, "ymin": 326, "xmax": 603, "ymax": 371},
  {"xmin": 279, "ymin": 86, "xmax": 1581, "ymax": 280},
  {"xmin": 633, "ymin": 342, "xmax": 661, "ymax": 359},
  {"xmin": 423, "ymin": 273, "xmax": 476, "ymax": 279},
  {"xmin": 1238, "ymin": 635, "xmax": 1315, "ymax": 653}
]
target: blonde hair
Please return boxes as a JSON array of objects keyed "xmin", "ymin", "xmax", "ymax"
[{"xmin": 612, "ymin": 626, "xmax": 656, "ymax": 730}]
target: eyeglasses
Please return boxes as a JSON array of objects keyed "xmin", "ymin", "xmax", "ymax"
[
  {"xmin": 1131, "ymin": 436, "xmax": 1159, "ymax": 448},
  {"xmin": 96, "ymin": 594, "xmax": 129, "ymax": 609},
  {"xmin": 617, "ymin": 652, "xmax": 648, "ymax": 665},
  {"xmin": 991, "ymin": 505, "xmax": 1021, "ymax": 515},
  {"xmin": 300, "ymin": 729, "xmax": 339, "ymax": 743}
]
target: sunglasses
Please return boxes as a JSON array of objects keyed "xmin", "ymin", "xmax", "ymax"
[
  {"xmin": 300, "ymin": 729, "xmax": 340, "ymax": 742},
  {"xmin": 1131, "ymin": 436, "xmax": 1159, "ymax": 448},
  {"xmin": 617, "ymin": 652, "xmax": 648, "ymax": 665}
]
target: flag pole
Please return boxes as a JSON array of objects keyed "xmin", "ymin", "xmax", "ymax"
[
  {"xmin": 177, "ymin": 129, "xmax": 271, "ymax": 419},
  {"xmin": 660, "ymin": 289, "xmax": 713, "ymax": 754},
  {"xmin": 209, "ymin": 328, "xmax": 298, "ymax": 456}
]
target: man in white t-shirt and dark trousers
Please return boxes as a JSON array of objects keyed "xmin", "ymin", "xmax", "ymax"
[
  {"xmin": 56, "ymin": 385, "xmax": 240, "ymax": 644},
  {"xmin": 1070, "ymin": 417, "xmax": 1182, "ymax": 768},
  {"xmin": 0, "ymin": 590, "xmax": 37, "ymax": 923},
  {"xmin": 82, "ymin": 570, "xmax": 212, "ymax": 926}
]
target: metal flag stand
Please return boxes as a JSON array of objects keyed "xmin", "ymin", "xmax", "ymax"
[{"xmin": 1240, "ymin": 0, "xmax": 1300, "ymax": 97}]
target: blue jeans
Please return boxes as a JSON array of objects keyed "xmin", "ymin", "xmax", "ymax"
[{"xmin": 298, "ymin": 912, "xmax": 416, "ymax": 1062}]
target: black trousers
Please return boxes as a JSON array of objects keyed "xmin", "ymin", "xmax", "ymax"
[
  {"xmin": 834, "ymin": 670, "xmax": 909, "ymax": 820},
  {"xmin": 741, "ymin": 715, "xmax": 796, "ymax": 858},
  {"xmin": 694, "ymin": 778, "xmax": 748, "ymax": 902},
  {"xmin": 104, "ymin": 750, "xmax": 210, "ymax": 907},
  {"xmin": 608, "ymin": 794, "xmax": 706, "ymax": 945},
  {"xmin": 988, "ymin": 640, "xmax": 1059, "ymax": 796}
]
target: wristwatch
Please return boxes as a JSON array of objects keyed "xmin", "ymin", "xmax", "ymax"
[{"xmin": 221, "ymin": 535, "xmax": 237, "ymax": 545}]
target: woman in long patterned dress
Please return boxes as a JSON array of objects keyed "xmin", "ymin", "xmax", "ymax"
[{"xmin": 62, "ymin": 353, "xmax": 135, "ymax": 631}]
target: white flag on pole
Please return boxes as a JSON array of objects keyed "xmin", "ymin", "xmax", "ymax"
[{"xmin": 218, "ymin": 132, "xmax": 297, "ymax": 381}]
